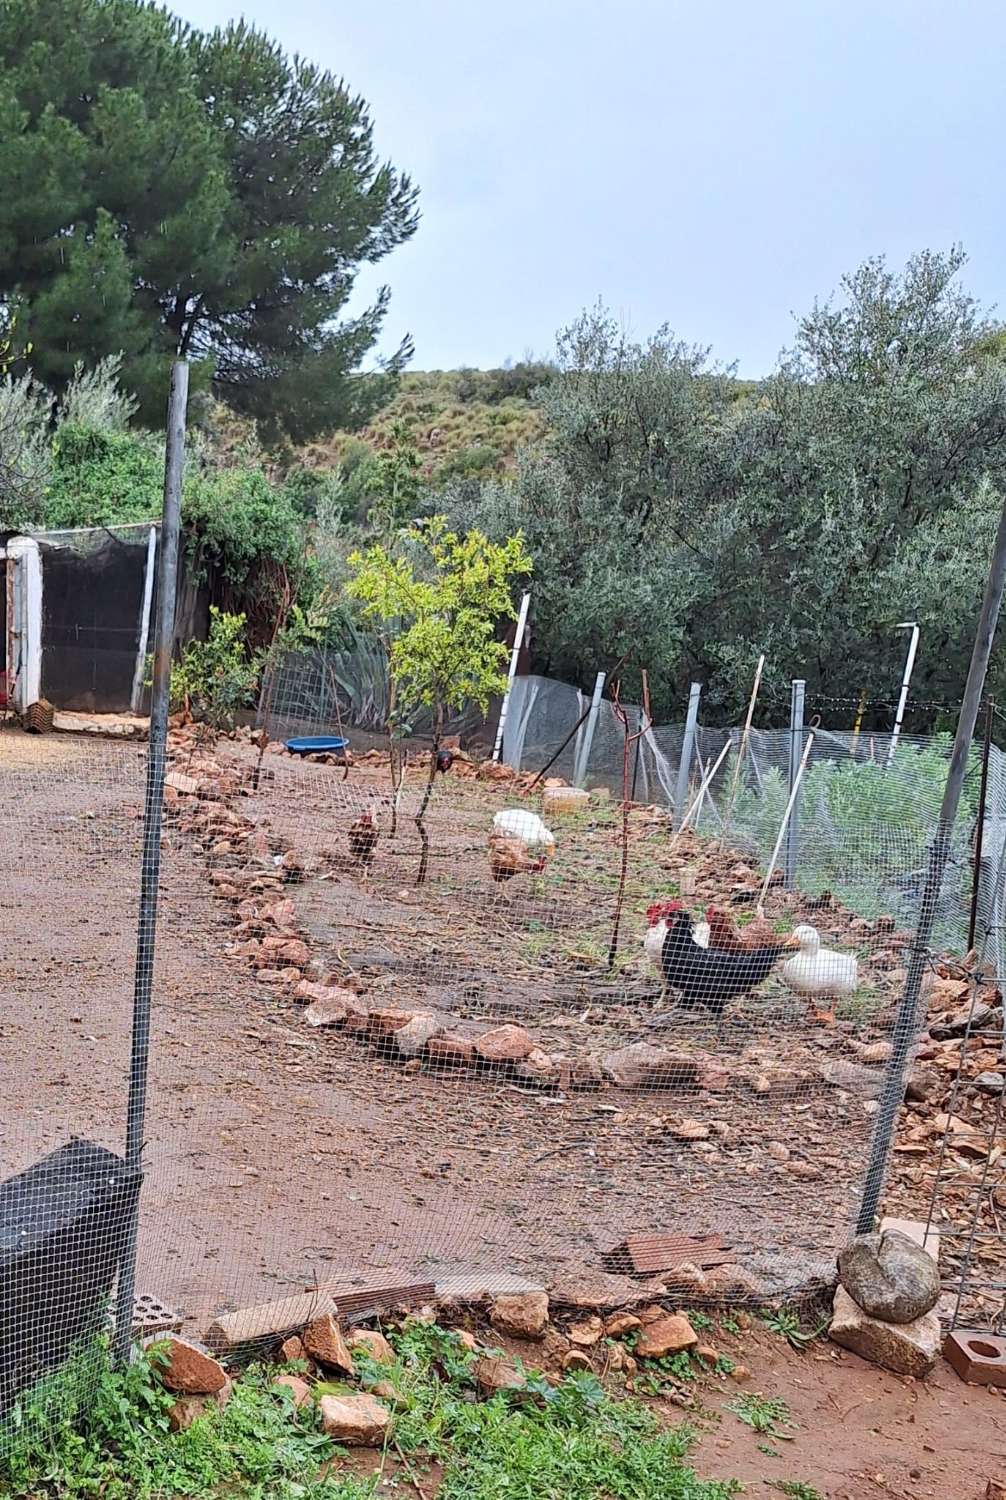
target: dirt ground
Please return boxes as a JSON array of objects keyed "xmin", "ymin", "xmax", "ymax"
[
  {"xmin": 681, "ymin": 1325, "xmax": 1006, "ymax": 1500},
  {"xmin": 1, "ymin": 725, "xmax": 1004, "ymax": 1496}
]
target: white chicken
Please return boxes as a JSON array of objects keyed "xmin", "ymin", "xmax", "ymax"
[
  {"xmin": 781, "ymin": 924, "xmax": 858, "ymax": 1019},
  {"xmin": 488, "ymin": 808, "xmax": 556, "ymax": 888},
  {"xmin": 643, "ymin": 901, "xmax": 709, "ymax": 994}
]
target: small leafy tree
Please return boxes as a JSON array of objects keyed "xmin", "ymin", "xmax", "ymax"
[
  {"xmin": 170, "ymin": 607, "xmax": 261, "ymax": 729},
  {"xmin": 347, "ymin": 518, "xmax": 532, "ymax": 883}
]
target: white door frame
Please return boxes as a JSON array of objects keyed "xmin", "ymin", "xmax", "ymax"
[{"xmin": 6, "ymin": 536, "xmax": 43, "ymax": 711}]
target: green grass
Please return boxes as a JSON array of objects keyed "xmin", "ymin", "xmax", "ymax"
[
  {"xmin": 760, "ymin": 1308, "xmax": 828, "ymax": 1350},
  {"xmin": 1, "ymin": 1325, "xmax": 742, "ymax": 1500},
  {"xmin": 766, "ymin": 1483, "xmax": 824, "ymax": 1500},
  {"xmin": 726, "ymin": 1393, "xmax": 795, "ymax": 1439}
]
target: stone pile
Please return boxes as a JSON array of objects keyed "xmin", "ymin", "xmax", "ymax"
[{"xmin": 828, "ymin": 1224, "xmax": 942, "ymax": 1377}]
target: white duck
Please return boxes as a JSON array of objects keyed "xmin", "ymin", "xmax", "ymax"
[{"xmin": 781, "ymin": 924, "xmax": 858, "ymax": 1016}]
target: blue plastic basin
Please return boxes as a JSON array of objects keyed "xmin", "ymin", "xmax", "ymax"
[{"xmin": 285, "ymin": 736, "xmax": 349, "ymax": 756}]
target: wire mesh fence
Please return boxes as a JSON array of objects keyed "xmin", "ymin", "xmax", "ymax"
[{"xmin": 1, "ymin": 650, "xmax": 1005, "ymax": 1451}]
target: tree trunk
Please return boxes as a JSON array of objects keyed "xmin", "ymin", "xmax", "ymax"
[{"xmin": 415, "ymin": 704, "xmax": 443, "ymax": 886}]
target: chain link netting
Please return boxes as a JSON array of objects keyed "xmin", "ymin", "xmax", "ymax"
[{"xmin": 1, "ymin": 649, "xmax": 1005, "ymax": 1447}]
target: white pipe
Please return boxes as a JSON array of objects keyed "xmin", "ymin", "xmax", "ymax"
[
  {"xmin": 759, "ymin": 731, "xmax": 816, "ymax": 909},
  {"xmin": 130, "ymin": 525, "xmax": 158, "ymax": 715},
  {"xmin": 573, "ymin": 670, "xmax": 606, "ymax": 787},
  {"xmin": 492, "ymin": 588, "xmax": 531, "ymax": 762},
  {"xmin": 672, "ymin": 736, "xmax": 732, "ymax": 843},
  {"xmin": 886, "ymin": 622, "xmax": 920, "ymax": 769}
]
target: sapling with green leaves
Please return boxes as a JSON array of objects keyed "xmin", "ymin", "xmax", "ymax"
[{"xmin": 347, "ymin": 517, "xmax": 531, "ymax": 883}]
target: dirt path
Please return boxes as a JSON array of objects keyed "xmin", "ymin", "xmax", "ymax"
[{"xmin": 683, "ymin": 1326, "xmax": 1006, "ymax": 1500}]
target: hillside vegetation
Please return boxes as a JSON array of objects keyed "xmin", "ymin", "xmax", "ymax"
[{"xmin": 298, "ymin": 365, "xmax": 550, "ymax": 485}]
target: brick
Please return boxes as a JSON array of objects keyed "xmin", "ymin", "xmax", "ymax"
[
  {"xmin": 944, "ymin": 1329, "xmax": 1006, "ymax": 1388},
  {"xmin": 206, "ymin": 1290, "xmax": 336, "ymax": 1353}
]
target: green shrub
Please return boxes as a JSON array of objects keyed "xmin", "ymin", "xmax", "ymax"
[{"xmin": 170, "ymin": 607, "xmax": 261, "ymax": 728}]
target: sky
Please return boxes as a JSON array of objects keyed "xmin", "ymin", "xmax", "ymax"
[{"xmin": 178, "ymin": 0, "xmax": 1006, "ymax": 376}]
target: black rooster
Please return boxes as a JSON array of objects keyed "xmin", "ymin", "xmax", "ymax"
[{"xmin": 660, "ymin": 910, "xmax": 797, "ymax": 1017}]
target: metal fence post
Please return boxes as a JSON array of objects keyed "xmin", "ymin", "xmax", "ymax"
[
  {"xmin": 573, "ymin": 671, "xmax": 606, "ymax": 787},
  {"xmin": 675, "ymin": 682, "xmax": 702, "ymax": 822},
  {"xmin": 115, "ymin": 360, "xmax": 188, "ymax": 1364},
  {"xmin": 784, "ymin": 679, "xmax": 805, "ymax": 888},
  {"xmin": 857, "ymin": 489, "xmax": 1006, "ymax": 1234}
]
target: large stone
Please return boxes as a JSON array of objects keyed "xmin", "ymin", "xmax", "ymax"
[
  {"xmin": 490, "ymin": 1289, "xmax": 549, "ymax": 1340},
  {"xmin": 150, "ymin": 1335, "xmax": 228, "ymax": 1395},
  {"xmin": 838, "ymin": 1230, "xmax": 940, "ymax": 1324},
  {"xmin": 601, "ymin": 1043, "xmax": 698, "ymax": 1090},
  {"xmin": 319, "ymin": 1392, "xmax": 392, "ymax": 1446},
  {"xmin": 303, "ymin": 1314, "xmax": 355, "ymax": 1374},
  {"xmin": 474, "ymin": 1025, "xmax": 534, "ymax": 1064},
  {"xmin": 634, "ymin": 1314, "xmax": 698, "ymax": 1359},
  {"xmin": 829, "ymin": 1285, "xmax": 941, "ymax": 1376}
]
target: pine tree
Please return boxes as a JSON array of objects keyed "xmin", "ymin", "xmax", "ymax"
[{"xmin": 0, "ymin": 0, "xmax": 418, "ymax": 437}]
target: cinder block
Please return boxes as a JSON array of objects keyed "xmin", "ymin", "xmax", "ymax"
[{"xmin": 944, "ymin": 1328, "xmax": 1006, "ymax": 1388}]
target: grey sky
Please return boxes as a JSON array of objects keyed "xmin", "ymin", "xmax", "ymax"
[{"xmin": 178, "ymin": 0, "xmax": 1004, "ymax": 375}]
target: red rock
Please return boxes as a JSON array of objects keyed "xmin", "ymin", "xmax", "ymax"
[
  {"xmin": 274, "ymin": 939, "xmax": 311, "ymax": 968},
  {"xmin": 602, "ymin": 1043, "xmax": 698, "ymax": 1090},
  {"xmin": 562, "ymin": 1349, "xmax": 593, "ymax": 1371},
  {"xmin": 426, "ymin": 1033, "xmax": 475, "ymax": 1067},
  {"xmin": 279, "ymin": 1335, "xmax": 307, "ymax": 1363},
  {"xmin": 490, "ymin": 1290, "xmax": 549, "ymax": 1339},
  {"xmin": 303, "ymin": 992, "xmax": 351, "ymax": 1028},
  {"xmin": 303, "ymin": 1314, "xmax": 355, "ymax": 1373},
  {"xmin": 150, "ymin": 1335, "xmax": 228, "ymax": 1394},
  {"xmin": 169, "ymin": 1378, "xmax": 232, "ymax": 1431},
  {"xmin": 274, "ymin": 1374, "xmax": 312, "ymax": 1407},
  {"xmin": 393, "ymin": 1012, "xmax": 445, "ymax": 1056},
  {"xmin": 474, "ymin": 1355, "xmax": 526, "ymax": 1394},
  {"xmin": 635, "ymin": 1315, "xmax": 698, "ymax": 1359},
  {"xmin": 368, "ymin": 1007, "xmax": 415, "ymax": 1038},
  {"xmin": 567, "ymin": 1315, "xmax": 604, "ymax": 1347},
  {"xmin": 474, "ymin": 1025, "xmax": 534, "ymax": 1064},
  {"xmin": 347, "ymin": 1329, "xmax": 395, "ymax": 1364},
  {"xmin": 319, "ymin": 1392, "xmax": 392, "ymax": 1445}
]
